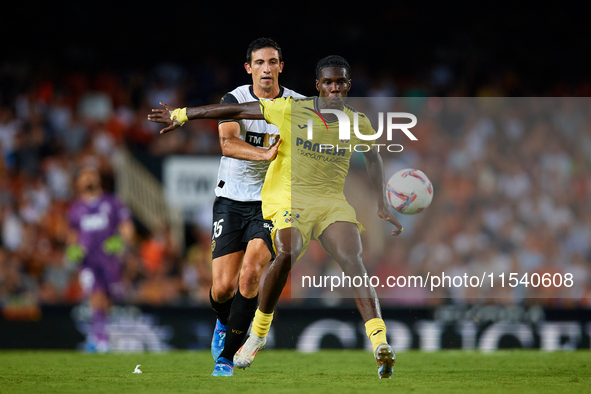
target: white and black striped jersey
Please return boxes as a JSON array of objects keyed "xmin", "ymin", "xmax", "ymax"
[{"xmin": 215, "ymin": 85, "xmax": 305, "ymax": 202}]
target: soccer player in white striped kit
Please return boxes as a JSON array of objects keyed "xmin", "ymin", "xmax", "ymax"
[{"xmin": 159, "ymin": 38, "xmax": 303, "ymax": 376}]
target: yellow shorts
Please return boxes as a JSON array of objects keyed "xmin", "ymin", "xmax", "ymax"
[{"xmin": 267, "ymin": 198, "xmax": 364, "ymax": 260}]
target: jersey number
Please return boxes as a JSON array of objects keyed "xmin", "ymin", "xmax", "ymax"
[{"xmin": 213, "ymin": 219, "xmax": 224, "ymax": 238}]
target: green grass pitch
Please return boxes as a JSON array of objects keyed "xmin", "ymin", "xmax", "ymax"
[{"xmin": 0, "ymin": 350, "xmax": 589, "ymax": 393}]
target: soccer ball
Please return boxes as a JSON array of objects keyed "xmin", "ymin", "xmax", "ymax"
[{"xmin": 386, "ymin": 169, "xmax": 433, "ymax": 215}]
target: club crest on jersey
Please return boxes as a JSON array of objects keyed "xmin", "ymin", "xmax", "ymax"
[{"xmin": 283, "ymin": 210, "xmax": 300, "ymax": 223}]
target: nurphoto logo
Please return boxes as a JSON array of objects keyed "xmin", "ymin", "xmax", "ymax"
[{"xmin": 305, "ymin": 109, "xmax": 418, "ymax": 153}]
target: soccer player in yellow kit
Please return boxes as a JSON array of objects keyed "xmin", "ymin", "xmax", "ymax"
[{"xmin": 149, "ymin": 55, "xmax": 403, "ymax": 379}]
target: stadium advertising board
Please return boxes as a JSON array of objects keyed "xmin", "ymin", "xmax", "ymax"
[
  {"xmin": 1, "ymin": 305, "xmax": 589, "ymax": 351},
  {"xmin": 162, "ymin": 156, "xmax": 220, "ymax": 222}
]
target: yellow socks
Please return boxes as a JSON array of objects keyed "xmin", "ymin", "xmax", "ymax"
[
  {"xmin": 251, "ymin": 308, "xmax": 274, "ymax": 338},
  {"xmin": 365, "ymin": 318, "xmax": 388, "ymax": 353},
  {"xmin": 252, "ymin": 310, "xmax": 385, "ymax": 349}
]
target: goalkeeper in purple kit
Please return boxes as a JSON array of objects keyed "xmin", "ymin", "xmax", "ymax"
[{"xmin": 66, "ymin": 167, "xmax": 135, "ymax": 352}]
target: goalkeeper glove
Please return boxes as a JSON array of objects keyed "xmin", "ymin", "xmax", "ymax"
[
  {"xmin": 66, "ymin": 244, "xmax": 86, "ymax": 264},
  {"xmin": 103, "ymin": 235, "xmax": 125, "ymax": 255}
]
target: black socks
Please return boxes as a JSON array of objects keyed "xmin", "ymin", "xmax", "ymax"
[
  {"xmin": 219, "ymin": 288, "xmax": 259, "ymax": 361},
  {"xmin": 210, "ymin": 288, "xmax": 234, "ymax": 326}
]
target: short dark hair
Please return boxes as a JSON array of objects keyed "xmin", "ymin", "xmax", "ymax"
[
  {"xmin": 316, "ymin": 55, "xmax": 351, "ymax": 79},
  {"xmin": 246, "ymin": 38, "xmax": 283, "ymax": 64}
]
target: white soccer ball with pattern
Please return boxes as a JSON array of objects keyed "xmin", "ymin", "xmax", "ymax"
[{"xmin": 386, "ymin": 169, "xmax": 433, "ymax": 215}]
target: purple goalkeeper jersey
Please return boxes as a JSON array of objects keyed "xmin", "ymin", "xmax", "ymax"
[{"xmin": 68, "ymin": 193, "xmax": 131, "ymax": 267}]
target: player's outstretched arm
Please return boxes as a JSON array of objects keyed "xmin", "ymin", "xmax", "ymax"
[
  {"xmin": 219, "ymin": 121, "xmax": 282, "ymax": 161},
  {"xmin": 148, "ymin": 101, "xmax": 264, "ymax": 134},
  {"xmin": 363, "ymin": 148, "xmax": 403, "ymax": 236}
]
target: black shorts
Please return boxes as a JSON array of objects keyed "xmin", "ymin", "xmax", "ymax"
[{"xmin": 211, "ymin": 197, "xmax": 275, "ymax": 260}]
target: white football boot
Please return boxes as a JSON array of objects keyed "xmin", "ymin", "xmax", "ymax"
[
  {"xmin": 375, "ymin": 343, "xmax": 396, "ymax": 379},
  {"xmin": 234, "ymin": 334, "xmax": 267, "ymax": 369}
]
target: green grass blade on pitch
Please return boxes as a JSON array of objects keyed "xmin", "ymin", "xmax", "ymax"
[{"xmin": 0, "ymin": 350, "xmax": 589, "ymax": 393}]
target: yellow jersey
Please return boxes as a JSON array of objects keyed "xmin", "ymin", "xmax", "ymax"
[{"xmin": 259, "ymin": 96, "xmax": 376, "ymax": 220}]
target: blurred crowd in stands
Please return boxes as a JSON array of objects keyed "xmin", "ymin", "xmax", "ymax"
[
  {"xmin": 297, "ymin": 97, "xmax": 591, "ymax": 307},
  {"xmin": 0, "ymin": 59, "xmax": 589, "ymax": 308}
]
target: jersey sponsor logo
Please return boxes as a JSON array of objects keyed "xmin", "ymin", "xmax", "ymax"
[
  {"xmin": 80, "ymin": 213, "xmax": 109, "ymax": 232},
  {"xmin": 211, "ymin": 239, "xmax": 216, "ymax": 253},
  {"xmin": 245, "ymin": 131, "xmax": 278, "ymax": 148},
  {"xmin": 295, "ymin": 137, "xmax": 346, "ymax": 157}
]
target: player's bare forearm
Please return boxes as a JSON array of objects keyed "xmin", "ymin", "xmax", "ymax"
[
  {"xmin": 363, "ymin": 148, "xmax": 388, "ymax": 209},
  {"xmin": 363, "ymin": 148, "xmax": 403, "ymax": 236},
  {"xmin": 220, "ymin": 136, "xmax": 280, "ymax": 161},
  {"xmin": 187, "ymin": 102, "xmax": 263, "ymax": 121},
  {"xmin": 219, "ymin": 122, "xmax": 280, "ymax": 161},
  {"xmin": 148, "ymin": 101, "xmax": 263, "ymax": 134}
]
